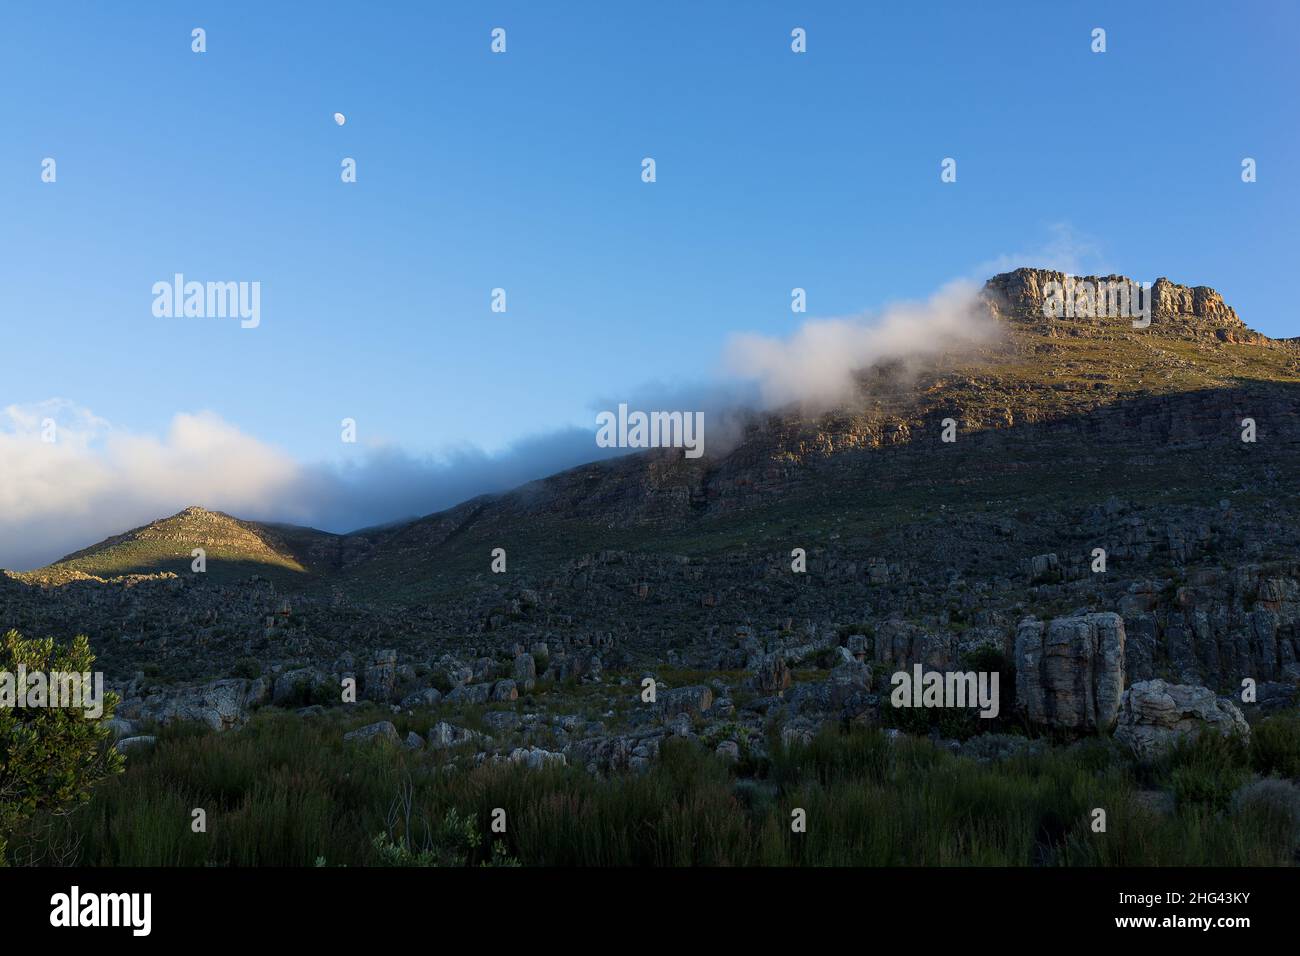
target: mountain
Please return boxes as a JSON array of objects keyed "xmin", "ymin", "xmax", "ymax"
[
  {"xmin": 18, "ymin": 507, "xmax": 350, "ymax": 585},
  {"xmin": 5, "ymin": 269, "xmax": 1299, "ymax": 719},
  {"xmin": 332, "ymin": 268, "xmax": 1300, "ymax": 600}
]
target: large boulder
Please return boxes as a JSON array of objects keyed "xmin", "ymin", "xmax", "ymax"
[
  {"xmin": 658, "ymin": 685, "xmax": 713, "ymax": 718},
  {"xmin": 506, "ymin": 746, "xmax": 566, "ymax": 770},
  {"xmin": 1015, "ymin": 612, "xmax": 1125, "ymax": 731},
  {"xmin": 828, "ymin": 661, "xmax": 875, "ymax": 717},
  {"xmin": 102, "ymin": 716, "xmax": 137, "ymax": 741},
  {"xmin": 427, "ymin": 720, "xmax": 488, "ymax": 750},
  {"xmin": 1114, "ymin": 680, "xmax": 1250, "ymax": 759},
  {"xmin": 399, "ymin": 687, "xmax": 443, "ymax": 709},
  {"xmin": 445, "ymin": 682, "xmax": 492, "ymax": 705},
  {"xmin": 362, "ymin": 649, "xmax": 399, "ymax": 702},
  {"xmin": 514, "ymin": 653, "xmax": 537, "ymax": 691},
  {"xmin": 872, "ymin": 619, "xmax": 956, "ymax": 672},
  {"xmin": 131, "ymin": 678, "xmax": 256, "ymax": 731},
  {"xmin": 749, "ymin": 654, "xmax": 791, "ymax": 694},
  {"xmin": 343, "ymin": 720, "xmax": 400, "ymax": 746}
]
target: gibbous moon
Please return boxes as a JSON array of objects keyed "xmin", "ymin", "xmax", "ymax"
[{"xmin": 333, "ymin": 112, "xmax": 346, "ymax": 126}]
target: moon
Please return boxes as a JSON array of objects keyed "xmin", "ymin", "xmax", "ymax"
[{"xmin": 333, "ymin": 112, "xmax": 346, "ymax": 126}]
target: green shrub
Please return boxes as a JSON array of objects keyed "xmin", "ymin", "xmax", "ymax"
[
  {"xmin": 231, "ymin": 657, "xmax": 262, "ymax": 680},
  {"xmin": 1251, "ymin": 713, "xmax": 1300, "ymax": 779},
  {"xmin": 0, "ymin": 630, "xmax": 124, "ymax": 864},
  {"xmin": 1159, "ymin": 729, "xmax": 1249, "ymax": 812},
  {"xmin": 1231, "ymin": 778, "xmax": 1300, "ymax": 852},
  {"xmin": 15, "ymin": 711, "xmax": 1299, "ymax": 867},
  {"xmin": 373, "ymin": 806, "xmax": 517, "ymax": 866}
]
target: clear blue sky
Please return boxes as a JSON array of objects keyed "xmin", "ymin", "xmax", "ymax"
[{"xmin": 3, "ymin": 0, "xmax": 1297, "ymax": 464}]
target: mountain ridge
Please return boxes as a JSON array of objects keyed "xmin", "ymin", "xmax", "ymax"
[{"xmin": 16, "ymin": 268, "xmax": 1300, "ymax": 592}]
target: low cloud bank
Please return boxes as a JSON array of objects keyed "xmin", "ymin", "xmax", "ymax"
[
  {"xmin": 0, "ymin": 400, "xmax": 625, "ymax": 570},
  {"xmin": 2, "ymin": 276, "xmax": 1008, "ymax": 570}
]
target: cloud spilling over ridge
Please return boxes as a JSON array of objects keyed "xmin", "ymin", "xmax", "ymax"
[
  {"xmin": 721, "ymin": 279, "xmax": 998, "ymax": 409},
  {"xmin": 1, "ymin": 268, "xmax": 1026, "ymax": 571}
]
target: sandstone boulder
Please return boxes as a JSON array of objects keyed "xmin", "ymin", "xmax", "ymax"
[
  {"xmin": 1015, "ymin": 612, "xmax": 1125, "ymax": 731},
  {"xmin": 132, "ymin": 678, "xmax": 256, "ymax": 731},
  {"xmin": 514, "ymin": 652, "xmax": 537, "ymax": 691},
  {"xmin": 658, "ymin": 684, "xmax": 713, "ymax": 718},
  {"xmin": 507, "ymin": 746, "xmax": 566, "ymax": 769},
  {"xmin": 343, "ymin": 720, "xmax": 400, "ymax": 746},
  {"xmin": 1114, "ymin": 680, "xmax": 1249, "ymax": 758},
  {"xmin": 445, "ymin": 682, "xmax": 492, "ymax": 705},
  {"xmin": 749, "ymin": 654, "xmax": 791, "ymax": 694},
  {"xmin": 362, "ymin": 649, "xmax": 399, "ymax": 702},
  {"xmin": 399, "ymin": 687, "xmax": 443, "ymax": 709},
  {"xmin": 428, "ymin": 720, "xmax": 487, "ymax": 750}
]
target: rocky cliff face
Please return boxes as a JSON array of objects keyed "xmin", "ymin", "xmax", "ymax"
[{"xmin": 983, "ymin": 268, "xmax": 1248, "ymax": 336}]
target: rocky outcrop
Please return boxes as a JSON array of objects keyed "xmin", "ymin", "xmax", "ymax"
[
  {"xmin": 514, "ymin": 652, "xmax": 536, "ymax": 691},
  {"xmin": 504, "ymin": 746, "xmax": 566, "ymax": 770},
  {"xmin": 983, "ymin": 268, "xmax": 1248, "ymax": 336},
  {"xmin": 272, "ymin": 667, "xmax": 332, "ymax": 706},
  {"xmin": 121, "ymin": 677, "xmax": 262, "ymax": 731},
  {"xmin": 1014, "ymin": 612, "xmax": 1125, "ymax": 731},
  {"xmin": 1113, "ymin": 680, "xmax": 1250, "ymax": 758},
  {"xmin": 427, "ymin": 720, "xmax": 489, "ymax": 750},
  {"xmin": 362, "ymin": 649, "xmax": 398, "ymax": 702},
  {"xmin": 872, "ymin": 619, "xmax": 956, "ymax": 672},
  {"xmin": 657, "ymin": 684, "xmax": 714, "ymax": 718},
  {"xmin": 749, "ymin": 653, "xmax": 791, "ymax": 693},
  {"xmin": 343, "ymin": 720, "xmax": 400, "ymax": 746}
]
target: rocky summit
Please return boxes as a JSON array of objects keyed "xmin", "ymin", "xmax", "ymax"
[{"xmin": 4, "ymin": 269, "xmax": 1299, "ymax": 769}]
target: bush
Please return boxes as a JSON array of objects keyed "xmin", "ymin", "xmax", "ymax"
[
  {"xmin": 1251, "ymin": 713, "xmax": 1300, "ymax": 780},
  {"xmin": 372, "ymin": 805, "xmax": 517, "ymax": 867},
  {"xmin": 17, "ymin": 712, "xmax": 1300, "ymax": 867},
  {"xmin": 1232, "ymin": 778, "xmax": 1300, "ymax": 851},
  {"xmin": 1159, "ymin": 729, "xmax": 1249, "ymax": 813},
  {"xmin": 231, "ymin": 657, "xmax": 262, "ymax": 680},
  {"xmin": 0, "ymin": 630, "xmax": 124, "ymax": 864}
]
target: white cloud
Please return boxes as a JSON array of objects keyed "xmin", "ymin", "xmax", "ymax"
[
  {"xmin": 0, "ymin": 255, "xmax": 1068, "ymax": 570},
  {"xmin": 0, "ymin": 400, "xmax": 624, "ymax": 570},
  {"xmin": 721, "ymin": 279, "xmax": 998, "ymax": 409},
  {"xmin": 0, "ymin": 401, "xmax": 304, "ymax": 569}
]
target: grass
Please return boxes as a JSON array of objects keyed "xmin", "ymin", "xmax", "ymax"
[{"xmin": 13, "ymin": 710, "xmax": 1299, "ymax": 867}]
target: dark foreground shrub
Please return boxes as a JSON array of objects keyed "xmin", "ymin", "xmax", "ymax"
[
  {"xmin": 13, "ymin": 712, "xmax": 1299, "ymax": 867},
  {"xmin": 0, "ymin": 630, "xmax": 123, "ymax": 865},
  {"xmin": 1252, "ymin": 713, "xmax": 1300, "ymax": 780}
]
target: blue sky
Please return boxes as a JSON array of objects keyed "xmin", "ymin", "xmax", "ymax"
[{"xmin": 1, "ymin": 1, "xmax": 1297, "ymax": 563}]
